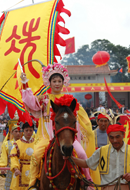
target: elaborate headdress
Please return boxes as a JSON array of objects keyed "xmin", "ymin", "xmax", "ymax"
[
  {"xmin": 11, "ymin": 123, "xmax": 21, "ymax": 131},
  {"xmin": 42, "ymin": 63, "xmax": 70, "ymax": 87}
]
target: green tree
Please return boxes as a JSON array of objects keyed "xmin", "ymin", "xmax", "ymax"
[{"xmin": 61, "ymin": 39, "xmax": 130, "ymax": 82}]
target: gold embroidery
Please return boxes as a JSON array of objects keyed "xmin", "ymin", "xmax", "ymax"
[
  {"xmin": 36, "ymin": 159, "xmax": 43, "ymax": 180},
  {"xmin": 31, "ymin": 154, "xmax": 38, "ymax": 166}
]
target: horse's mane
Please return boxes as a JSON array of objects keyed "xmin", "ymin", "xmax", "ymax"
[{"xmin": 56, "ymin": 106, "xmax": 74, "ymax": 117}]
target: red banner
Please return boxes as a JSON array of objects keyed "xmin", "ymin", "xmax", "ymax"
[
  {"xmin": 126, "ymin": 56, "xmax": 130, "ymax": 73},
  {"xmin": 65, "ymin": 37, "xmax": 75, "ymax": 54},
  {"xmin": 104, "ymin": 78, "xmax": 122, "ymax": 109}
]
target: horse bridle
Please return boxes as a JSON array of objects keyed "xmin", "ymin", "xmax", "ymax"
[{"xmin": 54, "ymin": 125, "xmax": 78, "ymax": 146}]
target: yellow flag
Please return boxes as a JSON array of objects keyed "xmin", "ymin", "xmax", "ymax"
[{"xmin": 0, "ymin": 0, "xmax": 70, "ymax": 113}]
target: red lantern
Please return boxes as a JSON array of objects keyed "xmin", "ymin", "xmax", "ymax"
[
  {"xmin": 92, "ymin": 51, "xmax": 110, "ymax": 67},
  {"xmin": 85, "ymin": 94, "xmax": 92, "ymax": 100}
]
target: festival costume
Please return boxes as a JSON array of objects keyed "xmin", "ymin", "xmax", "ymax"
[
  {"xmin": 22, "ymin": 92, "xmax": 94, "ymax": 186},
  {"xmin": 87, "ymin": 124, "xmax": 130, "ymax": 189},
  {"xmin": 9, "ymin": 136, "xmax": 34, "ymax": 190},
  {"xmin": 0, "ymin": 139, "xmax": 14, "ymax": 190},
  {"xmin": 94, "ymin": 128, "xmax": 109, "ymax": 148},
  {"xmin": 21, "ymin": 63, "xmax": 100, "ymax": 187},
  {"xmin": 0, "ymin": 123, "xmax": 21, "ymax": 190},
  {"xmin": 86, "ymin": 143, "xmax": 130, "ymax": 189}
]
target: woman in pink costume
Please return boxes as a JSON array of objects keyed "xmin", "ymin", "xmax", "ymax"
[{"xmin": 20, "ymin": 63, "xmax": 95, "ymax": 188}]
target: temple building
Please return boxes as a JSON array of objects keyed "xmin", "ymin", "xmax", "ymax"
[{"xmin": 62, "ymin": 65, "xmax": 130, "ymax": 109}]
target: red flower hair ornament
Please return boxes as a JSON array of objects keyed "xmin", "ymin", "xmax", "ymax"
[{"xmin": 50, "ymin": 94, "xmax": 79, "ymax": 121}]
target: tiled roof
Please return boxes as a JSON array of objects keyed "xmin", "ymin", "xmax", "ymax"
[{"xmin": 66, "ymin": 65, "xmax": 117, "ymax": 75}]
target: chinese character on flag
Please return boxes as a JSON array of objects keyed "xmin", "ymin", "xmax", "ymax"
[
  {"xmin": 0, "ymin": 0, "xmax": 71, "ymax": 121},
  {"xmin": 65, "ymin": 37, "xmax": 75, "ymax": 54}
]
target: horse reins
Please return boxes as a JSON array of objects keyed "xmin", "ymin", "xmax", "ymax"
[
  {"xmin": 68, "ymin": 157, "xmax": 127, "ymax": 190},
  {"xmin": 44, "ymin": 141, "xmax": 67, "ymax": 180},
  {"xmin": 54, "ymin": 126, "xmax": 77, "ymax": 146},
  {"xmin": 44, "ymin": 132, "xmax": 125, "ymax": 189},
  {"xmin": 44, "ymin": 139, "xmax": 77, "ymax": 190},
  {"xmin": 44, "ymin": 124, "xmax": 77, "ymax": 180}
]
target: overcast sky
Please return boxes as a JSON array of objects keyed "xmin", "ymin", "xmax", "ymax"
[{"xmin": 0, "ymin": 0, "xmax": 130, "ymax": 53}]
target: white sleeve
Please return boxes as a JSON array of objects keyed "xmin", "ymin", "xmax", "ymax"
[{"xmin": 86, "ymin": 148, "xmax": 100, "ymax": 171}]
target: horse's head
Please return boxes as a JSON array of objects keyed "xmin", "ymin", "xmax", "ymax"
[{"xmin": 50, "ymin": 98, "xmax": 77, "ymax": 157}]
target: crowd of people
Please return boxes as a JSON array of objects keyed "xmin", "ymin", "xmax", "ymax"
[
  {"xmin": 0, "ymin": 63, "xmax": 130, "ymax": 190},
  {"xmin": 0, "ymin": 114, "xmax": 10, "ymax": 130},
  {"xmin": 85, "ymin": 104, "xmax": 130, "ymax": 118}
]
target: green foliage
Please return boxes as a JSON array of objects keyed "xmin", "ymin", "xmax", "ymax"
[{"xmin": 61, "ymin": 39, "xmax": 130, "ymax": 82}]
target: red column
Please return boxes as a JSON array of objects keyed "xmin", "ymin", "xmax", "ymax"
[{"xmin": 95, "ymin": 92, "xmax": 99, "ymax": 108}]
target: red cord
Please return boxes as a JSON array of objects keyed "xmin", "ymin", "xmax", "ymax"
[{"xmin": 44, "ymin": 141, "xmax": 67, "ymax": 180}]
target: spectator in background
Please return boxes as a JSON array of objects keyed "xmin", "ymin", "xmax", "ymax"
[
  {"xmin": 0, "ymin": 114, "xmax": 4, "ymax": 120},
  {"xmin": 0, "ymin": 120, "xmax": 6, "ymax": 128},
  {"xmin": 94, "ymin": 113, "xmax": 110, "ymax": 149},
  {"xmin": 120, "ymin": 104, "xmax": 126, "ymax": 114},
  {"xmin": 90, "ymin": 119, "xmax": 98, "ymax": 130},
  {"xmin": 3, "ymin": 119, "xmax": 8, "ymax": 125},
  {"xmin": 97, "ymin": 104, "xmax": 105, "ymax": 113},
  {"xmin": 123, "ymin": 108, "xmax": 130, "ymax": 116},
  {"xmin": 85, "ymin": 106, "xmax": 91, "ymax": 117},
  {"xmin": 115, "ymin": 108, "xmax": 120, "ymax": 115},
  {"xmin": 105, "ymin": 107, "xmax": 109, "ymax": 114}
]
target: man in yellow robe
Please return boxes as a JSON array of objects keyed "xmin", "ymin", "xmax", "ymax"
[
  {"xmin": 10, "ymin": 122, "xmax": 34, "ymax": 190},
  {"xmin": 0, "ymin": 122, "xmax": 21, "ymax": 190}
]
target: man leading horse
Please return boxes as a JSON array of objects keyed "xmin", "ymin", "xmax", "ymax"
[{"xmin": 71, "ymin": 124, "xmax": 130, "ymax": 190}]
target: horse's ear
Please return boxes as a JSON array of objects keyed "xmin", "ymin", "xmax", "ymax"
[
  {"xmin": 69, "ymin": 99, "xmax": 76, "ymax": 112},
  {"xmin": 50, "ymin": 100, "xmax": 60, "ymax": 113}
]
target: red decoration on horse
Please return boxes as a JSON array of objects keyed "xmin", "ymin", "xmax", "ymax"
[{"xmin": 37, "ymin": 95, "xmax": 91, "ymax": 190}]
